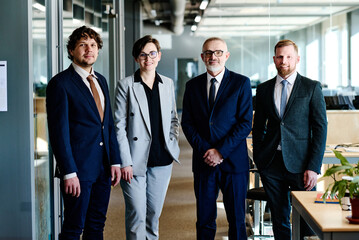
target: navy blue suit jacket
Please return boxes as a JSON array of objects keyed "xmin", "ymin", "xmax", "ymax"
[
  {"xmin": 252, "ymin": 73, "xmax": 327, "ymax": 174},
  {"xmin": 46, "ymin": 65, "xmax": 121, "ymax": 181},
  {"xmin": 181, "ymin": 68, "xmax": 253, "ymax": 174}
]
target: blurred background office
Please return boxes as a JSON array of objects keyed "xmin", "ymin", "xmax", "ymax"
[{"xmin": 2, "ymin": 0, "xmax": 359, "ymax": 239}]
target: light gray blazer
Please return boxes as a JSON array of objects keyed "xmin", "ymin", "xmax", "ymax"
[{"xmin": 114, "ymin": 73, "xmax": 180, "ymax": 176}]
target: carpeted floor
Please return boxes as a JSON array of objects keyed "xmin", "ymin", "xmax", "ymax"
[{"xmin": 104, "ymin": 129, "xmax": 229, "ymax": 240}]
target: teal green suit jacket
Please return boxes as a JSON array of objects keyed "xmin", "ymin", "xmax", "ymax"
[{"xmin": 253, "ymin": 73, "xmax": 327, "ymax": 174}]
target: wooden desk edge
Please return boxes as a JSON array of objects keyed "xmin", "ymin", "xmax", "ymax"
[{"xmin": 292, "ymin": 191, "xmax": 359, "ymax": 232}]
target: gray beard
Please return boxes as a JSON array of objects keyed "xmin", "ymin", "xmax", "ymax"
[{"xmin": 206, "ymin": 65, "xmax": 223, "ymax": 73}]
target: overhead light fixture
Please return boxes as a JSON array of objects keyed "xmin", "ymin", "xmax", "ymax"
[
  {"xmin": 191, "ymin": 25, "xmax": 198, "ymax": 31},
  {"xmin": 199, "ymin": 0, "xmax": 209, "ymax": 10},
  {"xmin": 151, "ymin": 9, "xmax": 157, "ymax": 17},
  {"xmin": 194, "ymin": 15, "xmax": 201, "ymax": 23},
  {"xmin": 33, "ymin": 3, "xmax": 46, "ymax": 12},
  {"xmin": 72, "ymin": 19, "xmax": 82, "ymax": 24}
]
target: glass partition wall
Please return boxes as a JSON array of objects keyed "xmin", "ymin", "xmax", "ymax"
[
  {"xmin": 32, "ymin": 0, "xmax": 51, "ymax": 239},
  {"xmin": 63, "ymin": 0, "xmax": 111, "ymax": 80},
  {"xmin": 188, "ymin": 0, "xmax": 359, "ymax": 94},
  {"xmin": 32, "ymin": 0, "xmax": 115, "ymax": 239}
]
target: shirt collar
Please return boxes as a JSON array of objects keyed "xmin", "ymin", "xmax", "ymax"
[
  {"xmin": 207, "ymin": 68, "xmax": 225, "ymax": 84},
  {"xmin": 276, "ymin": 71, "xmax": 297, "ymax": 86},
  {"xmin": 134, "ymin": 69, "xmax": 163, "ymax": 84},
  {"xmin": 72, "ymin": 62, "xmax": 97, "ymax": 79}
]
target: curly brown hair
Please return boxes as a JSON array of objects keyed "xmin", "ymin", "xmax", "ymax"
[{"xmin": 66, "ymin": 26, "xmax": 103, "ymax": 61}]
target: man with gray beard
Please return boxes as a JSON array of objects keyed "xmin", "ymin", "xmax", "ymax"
[{"xmin": 182, "ymin": 37, "xmax": 253, "ymax": 240}]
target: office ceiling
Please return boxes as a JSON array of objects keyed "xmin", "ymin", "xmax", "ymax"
[{"xmin": 141, "ymin": 0, "xmax": 359, "ymax": 37}]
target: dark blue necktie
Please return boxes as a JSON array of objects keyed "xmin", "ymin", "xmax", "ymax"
[
  {"xmin": 209, "ymin": 78, "xmax": 216, "ymax": 109},
  {"xmin": 280, "ymin": 79, "xmax": 288, "ymax": 118}
]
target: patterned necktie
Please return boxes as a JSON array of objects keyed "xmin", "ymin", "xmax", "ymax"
[
  {"xmin": 209, "ymin": 78, "xmax": 216, "ymax": 109},
  {"xmin": 280, "ymin": 79, "xmax": 288, "ymax": 118},
  {"xmin": 87, "ymin": 75, "xmax": 104, "ymax": 122}
]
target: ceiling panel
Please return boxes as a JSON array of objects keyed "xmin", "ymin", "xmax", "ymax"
[
  {"xmin": 205, "ymin": 6, "xmax": 348, "ymax": 17},
  {"xmin": 200, "ymin": 16, "xmax": 320, "ymax": 26},
  {"xmin": 192, "ymin": 0, "xmax": 359, "ymax": 37}
]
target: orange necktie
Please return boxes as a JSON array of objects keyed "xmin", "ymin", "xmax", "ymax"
[{"xmin": 87, "ymin": 75, "xmax": 104, "ymax": 122}]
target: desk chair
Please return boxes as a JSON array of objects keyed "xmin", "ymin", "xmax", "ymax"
[{"xmin": 247, "ymin": 168, "xmax": 272, "ymax": 238}]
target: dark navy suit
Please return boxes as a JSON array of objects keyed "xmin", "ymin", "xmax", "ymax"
[
  {"xmin": 181, "ymin": 68, "xmax": 253, "ymax": 240},
  {"xmin": 253, "ymin": 73, "xmax": 327, "ymax": 239},
  {"xmin": 46, "ymin": 65, "xmax": 121, "ymax": 240}
]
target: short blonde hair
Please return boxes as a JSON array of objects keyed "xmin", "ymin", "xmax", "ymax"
[{"xmin": 274, "ymin": 39, "xmax": 298, "ymax": 55}]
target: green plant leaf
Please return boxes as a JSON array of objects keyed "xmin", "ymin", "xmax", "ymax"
[
  {"xmin": 323, "ymin": 149, "xmax": 359, "ymax": 203},
  {"xmin": 323, "ymin": 165, "xmax": 353, "ymax": 177},
  {"xmin": 333, "ymin": 150, "xmax": 351, "ymax": 166},
  {"xmin": 352, "ymin": 176, "xmax": 359, "ymax": 183}
]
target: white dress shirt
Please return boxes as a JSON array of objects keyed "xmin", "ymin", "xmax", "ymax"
[
  {"xmin": 274, "ymin": 71, "xmax": 297, "ymax": 116},
  {"xmin": 72, "ymin": 63, "xmax": 105, "ymax": 110},
  {"xmin": 274, "ymin": 71, "xmax": 297, "ymax": 150},
  {"xmin": 207, "ymin": 69, "xmax": 225, "ymax": 101}
]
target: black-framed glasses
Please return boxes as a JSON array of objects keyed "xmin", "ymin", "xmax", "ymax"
[
  {"xmin": 202, "ymin": 50, "xmax": 224, "ymax": 58},
  {"xmin": 139, "ymin": 51, "xmax": 158, "ymax": 59}
]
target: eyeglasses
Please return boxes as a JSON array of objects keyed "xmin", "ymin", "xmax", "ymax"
[
  {"xmin": 138, "ymin": 51, "xmax": 158, "ymax": 59},
  {"xmin": 202, "ymin": 50, "xmax": 224, "ymax": 58}
]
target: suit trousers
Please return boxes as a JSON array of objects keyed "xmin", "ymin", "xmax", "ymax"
[
  {"xmin": 259, "ymin": 150, "xmax": 315, "ymax": 240},
  {"xmin": 120, "ymin": 164, "xmax": 173, "ymax": 240},
  {"xmin": 59, "ymin": 166, "xmax": 112, "ymax": 240},
  {"xmin": 194, "ymin": 167, "xmax": 249, "ymax": 240}
]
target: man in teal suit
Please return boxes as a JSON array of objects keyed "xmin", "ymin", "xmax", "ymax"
[
  {"xmin": 182, "ymin": 37, "xmax": 253, "ymax": 239},
  {"xmin": 253, "ymin": 39, "xmax": 327, "ymax": 240}
]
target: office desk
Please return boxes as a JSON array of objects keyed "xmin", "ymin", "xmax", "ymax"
[{"xmin": 292, "ymin": 191, "xmax": 359, "ymax": 240}]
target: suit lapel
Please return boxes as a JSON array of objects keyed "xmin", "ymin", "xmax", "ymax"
[
  {"xmin": 205, "ymin": 68, "xmax": 230, "ymax": 112},
  {"xmin": 283, "ymin": 74, "xmax": 302, "ymax": 119},
  {"xmin": 214, "ymin": 68, "xmax": 230, "ymax": 108},
  {"xmin": 197, "ymin": 73, "xmax": 210, "ymax": 111},
  {"xmin": 132, "ymin": 78, "xmax": 151, "ymax": 135},
  {"xmin": 268, "ymin": 77, "xmax": 280, "ymax": 119},
  {"xmin": 158, "ymin": 79, "xmax": 170, "ymax": 134},
  {"xmin": 69, "ymin": 66, "xmax": 101, "ymax": 121}
]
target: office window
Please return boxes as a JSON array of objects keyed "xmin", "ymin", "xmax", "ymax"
[
  {"xmin": 341, "ymin": 27, "xmax": 349, "ymax": 87},
  {"xmin": 324, "ymin": 29, "xmax": 340, "ymax": 89},
  {"xmin": 267, "ymin": 63, "xmax": 276, "ymax": 79},
  {"xmin": 351, "ymin": 32, "xmax": 359, "ymax": 86},
  {"xmin": 306, "ymin": 40, "xmax": 319, "ymax": 81}
]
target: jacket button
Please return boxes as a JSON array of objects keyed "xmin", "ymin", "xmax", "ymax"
[
  {"xmin": 281, "ymin": 122, "xmax": 284, "ymax": 126},
  {"xmin": 100, "ymin": 142, "xmax": 103, "ymax": 146},
  {"xmin": 130, "ymin": 112, "xmax": 134, "ymax": 116},
  {"xmin": 133, "ymin": 137, "xmax": 138, "ymax": 141},
  {"xmin": 102, "ymin": 125, "xmax": 105, "ymax": 129}
]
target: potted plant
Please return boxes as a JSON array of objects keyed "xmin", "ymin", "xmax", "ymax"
[{"xmin": 323, "ymin": 150, "xmax": 359, "ymax": 219}]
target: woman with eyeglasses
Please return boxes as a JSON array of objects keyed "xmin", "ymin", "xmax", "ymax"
[{"xmin": 114, "ymin": 35, "xmax": 180, "ymax": 240}]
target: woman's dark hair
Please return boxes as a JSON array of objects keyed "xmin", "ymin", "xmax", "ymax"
[
  {"xmin": 132, "ymin": 35, "xmax": 161, "ymax": 59},
  {"xmin": 66, "ymin": 26, "xmax": 103, "ymax": 61}
]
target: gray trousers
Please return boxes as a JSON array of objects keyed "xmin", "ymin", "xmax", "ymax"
[{"xmin": 120, "ymin": 164, "xmax": 173, "ymax": 240}]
